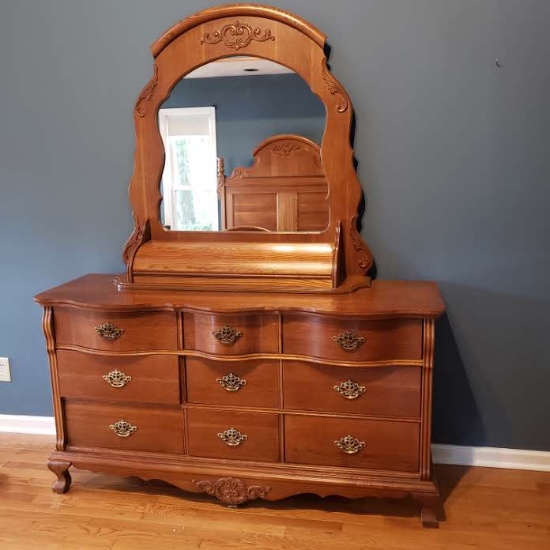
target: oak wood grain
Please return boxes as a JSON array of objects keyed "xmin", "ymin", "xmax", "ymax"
[
  {"xmin": 57, "ymin": 351, "xmax": 180, "ymax": 404},
  {"xmin": 283, "ymin": 361, "xmax": 421, "ymax": 418},
  {"xmin": 282, "ymin": 314, "xmax": 423, "ymax": 361},
  {"xmin": 186, "ymin": 357, "xmax": 280, "ymax": 408},
  {"xmin": 183, "ymin": 311, "xmax": 279, "ymax": 355},
  {"xmin": 54, "ymin": 306, "xmax": 178, "ymax": 351},
  {"xmin": 64, "ymin": 402, "xmax": 184, "ymax": 454},
  {"xmin": 285, "ymin": 415, "xmax": 420, "ymax": 472},
  {"xmin": 186, "ymin": 408, "xmax": 279, "ymax": 462},
  {"xmin": 36, "ymin": 274, "xmax": 445, "ymax": 320}
]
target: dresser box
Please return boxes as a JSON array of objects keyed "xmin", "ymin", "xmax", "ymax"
[{"xmin": 36, "ymin": 275, "xmax": 443, "ymax": 527}]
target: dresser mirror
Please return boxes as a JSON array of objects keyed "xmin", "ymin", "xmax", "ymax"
[
  {"xmin": 158, "ymin": 56, "xmax": 327, "ymax": 232},
  {"xmin": 121, "ymin": 4, "xmax": 374, "ymax": 292},
  {"xmin": 36, "ymin": 4, "xmax": 445, "ymax": 528}
]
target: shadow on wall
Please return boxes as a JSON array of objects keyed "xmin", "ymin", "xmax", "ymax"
[
  {"xmin": 433, "ymin": 313, "xmax": 487, "ymax": 446},
  {"xmin": 432, "ymin": 282, "xmax": 550, "ymax": 450}
]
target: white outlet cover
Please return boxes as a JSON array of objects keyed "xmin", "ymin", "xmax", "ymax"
[{"xmin": 0, "ymin": 357, "xmax": 11, "ymax": 382}]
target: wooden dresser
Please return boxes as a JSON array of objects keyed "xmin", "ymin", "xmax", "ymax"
[{"xmin": 35, "ymin": 4, "xmax": 445, "ymax": 527}]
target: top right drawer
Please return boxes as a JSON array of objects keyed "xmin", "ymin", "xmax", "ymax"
[{"xmin": 282, "ymin": 315, "xmax": 422, "ymax": 362}]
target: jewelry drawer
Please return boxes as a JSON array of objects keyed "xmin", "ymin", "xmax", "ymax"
[
  {"xmin": 283, "ymin": 361, "xmax": 421, "ymax": 418},
  {"xmin": 186, "ymin": 358, "xmax": 279, "ymax": 408},
  {"xmin": 187, "ymin": 408, "xmax": 279, "ymax": 462},
  {"xmin": 183, "ymin": 312, "xmax": 278, "ymax": 355},
  {"xmin": 56, "ymin": 351, "xmax": 180, "ymax": 404},
  {"xmin": 54, "ymin": 307, "xmax": 178, "ymax": 351},
  {"xmin": 285, "ymin": 415, "xmax": 419, "ymax": 472},
  {"xmin": 282, "ymin": 314, "xmax": 422, "ymax": 362},
  {"xmin": 64, "ymin": 402, "xmax": 184, "ymax": 454}
]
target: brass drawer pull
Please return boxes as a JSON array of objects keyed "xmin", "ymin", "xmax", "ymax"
[
  {"xmin": 334, "ymin": 435, "xmax": 366, "ymax": 454},
  {"xmin": 332, "ymin": 330, "xmax": 365, "ymax": 351},
  {"xmin": 103, "ymin": 369, "xmax": 132, "ymax": 388},
  {"xmin": 95, "ymin": 322, "xmax": 124, "ymax": 341},
  {"xmin": 109, "ymin": 420, "xmax": 137, "ymax": 438},
  {"xmin": 217, "ymin": 373, "xmax": 247, "ymax": 392},
  {"xmin": 217, "ymin": 428, "xmax": 247, "ymax": 447},
  {"xmin": 333, "ymin": 379, "xmax": 366, "ymax": 400},
  {"xmin": 213, "ymin": 325, "xmax": 243, "ymax": 345}
]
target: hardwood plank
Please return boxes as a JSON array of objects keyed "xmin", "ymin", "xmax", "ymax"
[{"xmin": 1, "ymin": 434, "xmax": 549, "ymax": 549}]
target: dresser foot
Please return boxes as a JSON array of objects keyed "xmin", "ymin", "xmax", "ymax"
[
  {"xmin": 48, "ymin": 460, "xmax": 72, "ymax": 494},
  {"xmin": 420, "ymin": 505, "xmax": 439, "ymax": 528},
  {"xmin": 412, "ymin": 491, "xmax": 441, "ymax": 528}
]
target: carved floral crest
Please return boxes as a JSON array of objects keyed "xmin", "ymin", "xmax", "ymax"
[
  {"xmin": 271, "ymin": 142, "xmax": 303, "ymax": 157},
  {"xmin": 200, "ymin": 21, "xmax": 275, "ymax": 50}
]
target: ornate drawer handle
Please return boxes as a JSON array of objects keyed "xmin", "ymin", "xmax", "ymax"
[
  {"xmin": 213, "ymin": 325, "xmax": 243, "ymax": 345},
  {"xmin": 217, "ymin": 373, "xmax": 247, "ymax": 392},
  {"xmin": 109, "ymin": 420, "xmax": 137, "ymax": 438},
  {"xmin": 103, "ymin": 369, "xmax": 132, "ymax": 388},
  {"xmin": 217, "ymin": 428, "xmax": 248, "ymax": 447},
  {"xmin": 333, "ymin": 379, "xmax": 366, "ymax": 400},
  {"xmin": 95, "ymin": 322, "xmax": 124, "ymax": 341},
  {"xmin": 334, "ymin": 435, "xmax": 366, "ymax": 454},
  {"xmin": 332, "ymin": 330, "xmax": 366, "ymax": 351}
]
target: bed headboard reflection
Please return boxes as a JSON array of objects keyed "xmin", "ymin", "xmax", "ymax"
[{"xmin": 218, "ymin": 135, "xmax": 329, "ymax": 232}]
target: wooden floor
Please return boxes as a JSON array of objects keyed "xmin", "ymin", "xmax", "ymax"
[{"xmin": 0, "ymin": 434, "xmax": 548, "ymax": 549}]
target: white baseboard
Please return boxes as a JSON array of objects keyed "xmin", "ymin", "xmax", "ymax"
[
  {"xmin": 0, "ymin": 414, "xmax": 56, "ymax": 435},
  {"xmin": 1, "ymin": 415, "xmax": 548, "ymax": 472},
  {"xmin": 432, "ymin": 443, "xmax": 550, "ymax": 472}
]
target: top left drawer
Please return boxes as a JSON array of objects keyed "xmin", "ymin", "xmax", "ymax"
[{"xmin": 54, "ymin": 307, "xmax": 178, "ymax": 351}]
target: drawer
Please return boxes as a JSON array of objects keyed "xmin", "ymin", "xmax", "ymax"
[
  {"xmin": 183, "ymin": 312, "xmax": 278, "ymax": 355},
  {"xmin": 187, "ymin": 408, "xmax": 279, "ymax": 462},
  {"xmin": 282, "ymin": 314, "xmax": 422, "ymax": 362},
  {"xmin": 57, "ymin": 351, "xmax": 180, "ymax": 404},
  {"xmin": 283, "ymin": 362, "xmax": 421, "ymax": 418},
  {"xmin": 65, "ymin": 402, "xmax": 184, "ymax": 454},
  {"xmin": 186, "ymin": 358, "xmax": 279, "ymax": 408},
  {"xmin": 54, "ymin": 307, "xmax": 178, "ymax": 351},
  {"xmin": 285, "ymin": 415, "xmax": 419, "ymax": 472}
]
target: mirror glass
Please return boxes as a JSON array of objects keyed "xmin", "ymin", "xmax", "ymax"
[{"xmin": 159, "ymin": 56, "xmax": 328, "ymax": 232}]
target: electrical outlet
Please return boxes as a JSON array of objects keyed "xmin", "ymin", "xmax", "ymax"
[{"xmin": 0, "ymin": 357, "xmax": 11, "ymax": 382}]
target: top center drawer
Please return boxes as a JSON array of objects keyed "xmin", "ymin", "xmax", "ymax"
[{"xmin": 183, "ymin": 312, "xmax": 279, "ymax": 355}]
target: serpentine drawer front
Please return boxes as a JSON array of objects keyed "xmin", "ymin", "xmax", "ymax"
[
  {"xmin": 183, "ymin": 312, "xmax": 279, "ymax": 355},
  {"xmin": 64, "ymin": 402, "xmax": 185, "ymax": 454},
  {"xmin": 54, "ymin": 307, "xmax": 178, "ymax": 351},
  {"xmin": 285, "ymin": 415, "xmax": 420, "ymax": 472},
  {"xmin": 57, "ymin": 351, "xmax": 180, "ymax": 404},
  {"xmin": 185, "ymin": 357, "xmax": 280, "ymax": 408},
  {"xmin": 282, "ymin": 315, "xmax": 423, "ymax": 362},
  {"xmin": 186, "ymin": 408, "xmax": 280, "ymax": 462},
  {"xmin": 283, "ymin": 361, "xmax": 421, "ymax": 418}
]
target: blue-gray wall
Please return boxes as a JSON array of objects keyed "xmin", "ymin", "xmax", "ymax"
[
  {"xmin": 164, "ymin": 73, "xmax": 325, "ymax": 174},
  {"xmin": 0, "ymin": 1, "xmax": 548, "ymax": 451}
]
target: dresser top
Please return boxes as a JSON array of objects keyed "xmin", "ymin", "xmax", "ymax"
[{"xmin": 35, "ymin": 274, "xmax": 445, "ymax": 319}]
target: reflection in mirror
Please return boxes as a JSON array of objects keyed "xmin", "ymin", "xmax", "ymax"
[{"xmin": 159, "ymin": 56, "xmax": 327, "ymax": 232}]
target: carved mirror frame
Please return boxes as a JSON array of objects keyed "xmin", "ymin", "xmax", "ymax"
[{"xmin": 121, "ymin": 4, "xmax": 373, "ymax": 292}]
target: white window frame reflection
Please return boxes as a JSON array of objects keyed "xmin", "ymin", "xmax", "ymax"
[{"xmin": 158, "ymin": 106, "xmax": 218, "ymax": 231}]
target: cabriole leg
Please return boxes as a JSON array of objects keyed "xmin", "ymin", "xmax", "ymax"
[{"xmin": 48, "ymin": 459, "xmax": 72, "ymax": 494}]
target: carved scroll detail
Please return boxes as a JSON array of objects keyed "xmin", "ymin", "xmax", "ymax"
[
  {"xmin": 122, "ymin": 219, "xmax": 150, "ymax": 266},
  {"xmin": 193, "ymin": 477, "xmax": 271, "ymax": 505},
  {"xmin": 135, "ymin": 64, "xmax": 159, "ymax": 117},
  {"xmin": 350, "ymin": 218, "xmax": 372, "ymax": 271},
  {"xmin": 322, "ymin": 76, "xmax": 349, "ymax": 113},
  {"xmin": 271, "ymin": 142, "xmax": 303, "ymax": 157},
  {"xmin": 200, "ymin": 21, "xmax": 275, "ymax": 50},
  {"xmin": 322, "ymin": 61, "xmax": 349, "ymax": 113}
]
